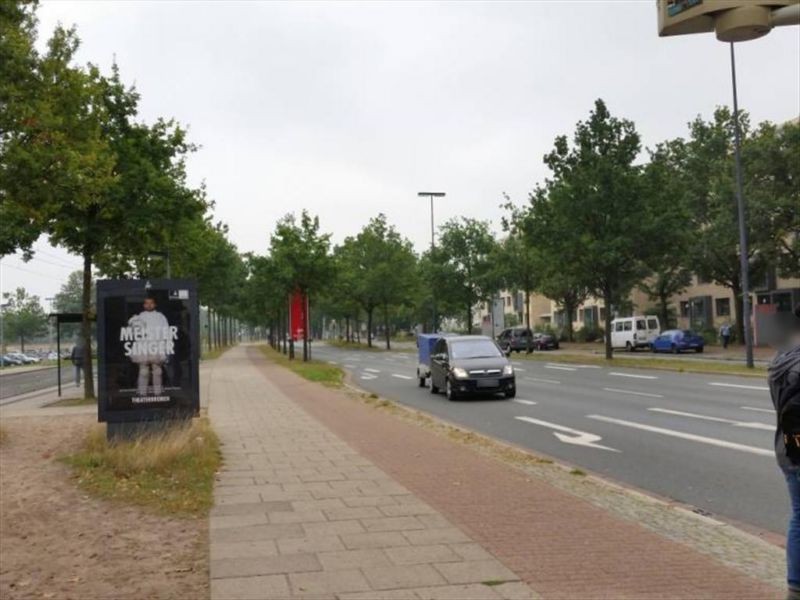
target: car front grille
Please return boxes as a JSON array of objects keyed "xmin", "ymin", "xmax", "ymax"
[{"xmin": 468, "ymin": 369, "xmax": 502, "ymax": 378}]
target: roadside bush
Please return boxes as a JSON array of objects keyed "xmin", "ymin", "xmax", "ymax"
[
  {"xmin": 701, "ymin": 328, "xmax": 720, "ymax": 346},
  {"xmin": 575, "ymin": 326, "xmax": 604, "ymax": 343}
]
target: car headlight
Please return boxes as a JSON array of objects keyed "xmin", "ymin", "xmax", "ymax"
[
  {"xmin": 503, "ymin": 365, "xmax": 514, "ymax": 376},
  {"xmin": 451, "ymin": 367, "xmax": 468, "ymax": 379}
]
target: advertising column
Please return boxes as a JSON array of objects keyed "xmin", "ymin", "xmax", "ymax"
[{"xmin": 97, "ymin": 279, "xmax": 200, "ymax": 432}]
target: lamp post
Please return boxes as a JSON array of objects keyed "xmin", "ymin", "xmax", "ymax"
[
  {"xmin": 657, "ymin": 1, "xmax": 800, "ymax": 369},
  {"xmin": 418, "ymin": 192, "xmax": 446, "ymax": 332}
]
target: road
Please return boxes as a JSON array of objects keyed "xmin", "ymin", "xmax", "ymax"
[
  {"xmin": 0, "ymin": 365, "xmax": 76, "ymax": 401},
  {"xmin": 311, "ymin": 342, "xmax": 786, "ymax": 535}
]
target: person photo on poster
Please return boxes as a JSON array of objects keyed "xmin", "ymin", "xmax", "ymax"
[{"xmin": 121, "ymin": 294, "xmax": 178, "ymax": 400}]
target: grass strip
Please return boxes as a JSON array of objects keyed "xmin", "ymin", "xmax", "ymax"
[
  {"xmin": 260, "ymin": 345, "xmax": 344, "ymax": 387},
  {"xmin": 45, "ymin": 396, "xmax": 97, "ymax": 407},
  {"xmin": 518, "ymin": 351, "xmax": 767, "ymax": 377},
  {"xmin": 201, "ymin": 345, "xmax": 234, "ymax": 361},
  {"xmin": 62, "ymin": 417, "xmax": 221, "ymax": 518}
]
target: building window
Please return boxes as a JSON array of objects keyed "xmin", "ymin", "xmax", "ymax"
[
  {"xmin": 696, "ymin": 274, "xmax": 711, "ymax": 285},
  {"xmin": 715, "ymin": 298, "xmax": 730, "ymax": 317},
  {"xmin": 680, "ymin": 301, "xmax": 689, "ymax": 318}
]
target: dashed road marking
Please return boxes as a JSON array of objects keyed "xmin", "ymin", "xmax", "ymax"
[
  {"xmin": 391, "ymin": 374, "xmax": 413, "ymax": 380},
  {"xmin": 603, "ymin": 387, "xmax": 664, "ymax": 399},
  {"xmin": 608, "ymin": 372, "xmax": 658, "ymax": 380},
  {"xmin": 365, "ymin": 368, "xmax": 381, "ymax": 373},
  {"xmin": 647, "ymin": 407, "xmax": 773, "ymax": 430},
  {"xmin": 524, "ymin": 377, "xmax": 561, "ymax": 385},
  {"xmin": 512, "ymin": 399, "xmax": 538, "ymax": 406},
  {"xmin": 587, "ymin": 414, "xmax": 772, "ymax": 457},
  {"xmin": 709, "ymin": 382, "xmax": 769, "ymax": 392},
  {"xmin": 327, "ymin": 360, "xmax": 338, "ymax": 365},
  {"xmin": 740, "ymin": 406, "xmax": 773, "ymax": 414},
  {"xmin": 360, "ymin": 374, "xmax": 377, "ymax": 380},
  {"xmin": 545, "ymin": 365, "xmax": 577, "ymax": 372},
  {"xmin": 344, "ymin": 364, "xmax": 356, "ymax": 368}
]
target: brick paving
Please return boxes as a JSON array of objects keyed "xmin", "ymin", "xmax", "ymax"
[
  {"xmin": 208, "ymin": 346, "xmax": 537, "ymax": 600},
  {"xmin": 248, "ymin": 347, "xmax": 783, "ymax": 600}
]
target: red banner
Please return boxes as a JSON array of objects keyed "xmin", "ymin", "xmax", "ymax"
[{"xmin": 289, "ymin": 291, "xmax": 308, "ymax": 342}]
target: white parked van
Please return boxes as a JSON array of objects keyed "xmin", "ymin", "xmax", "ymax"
[{"xmin": 611, "ymin": 316, "xmax": 660, "ymax": 351}]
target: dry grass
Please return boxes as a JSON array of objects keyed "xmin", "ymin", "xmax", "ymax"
[
  {"xmin": 260, "ymin": 345, "xmax": 344, "ymax": 387},
  {"xmin": 62, "ymin": 417, "xmax": 221, "ymax": 517},
  {"xmin": 45, "ymin": 395, "xmax": 97, "ymax": 407},
  {"xmin": 0, "ymin": 425, "xmax": 7, "ymax": 446}
]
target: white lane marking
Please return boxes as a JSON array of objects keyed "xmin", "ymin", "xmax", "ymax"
[
  {"xmin": 524, "ymin": 377, "xmax": 561, "ymax": 385},
  {"xmin": 546, "ymin": 365, "xmax": 577, "ymax": 372},
  {"xmin": 648, "ymin": 407, "xmax": 773, "ymax": 431},
  {"xmin": 515, "ymin": 416, "xmax": 619, "ymax": 452},
  {"xmin": 365, "ymin": 368, "xmax": 381, "ymax": 373},
  {"xmin": 741, "ymin": 406, "xmax": 773, "ymax": 414},
  {"xmin": 587, "ymin": 414, "xmax": 772, "ymax": 457},
  {"xmin": 327, "ymin": 360, "xmax": 338, "ymax": 365},
  {"xmin": 512, "ymin": 399, "xmax": 538, "ymax": 406},
  {"xmin": 608, "ymin": 372, "xmax": 658, "ymax": 380},
  {"xmin": 548, "ymin": 362, "xmax": 601, "ymax": 369},
  {"xmin": 709, "ymin": 382, "xmax": 769, "ymax": 392},
  {"xmin": 391, "ymin": 374, "xmax": 413, "ymax": 380},
  {"xmin": 360, "ymin": 374, "xmax": 377, "ymax": 380},
  {"xmin": 514, "ymin": 368, "xmax": 526, "ymax": 372},
  {"xmin": 512, "ymin": 361, "xmax": 523, "ymax": 366},
  {"xmin": 344, "ymin": 364, "xmax": 356, "ymax": 369},
  {"xmin": 603, "ymin": 387, "xmax": 664, "ymax": 399}
]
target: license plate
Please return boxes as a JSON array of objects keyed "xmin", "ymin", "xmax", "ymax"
[{"xmin": 477, "ymin": 379, "xmax": 499, "ymax": 388}]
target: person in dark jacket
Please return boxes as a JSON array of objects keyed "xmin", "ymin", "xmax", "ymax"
[
  {"xmin": 770, "ymin": 304, "xmax": 800, "ymax": 600},
  {"xmin": 70, "ymin": 343, "xmax": 84, "ymax": 387}
]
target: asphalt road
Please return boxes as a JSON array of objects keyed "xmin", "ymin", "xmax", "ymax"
[
  {"xmin": 0, "ymin": 365, "xmax": 76, "ymax": 401},
  {"xmin": 311, "ymin": 343, "xmax": 786, "ymax": 535}
]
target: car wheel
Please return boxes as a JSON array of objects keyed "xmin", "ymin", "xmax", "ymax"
[
  {"xmin": 430, "ymin": 379, "xmax": 439, "ymax": 394},
  {"xmin": 446, "ymin": 379, "xmax": 458, "ymax": 401},
  {"xmin": 650, "ymin": 344, "xmax": 656, "ymax": 353},
  {"xmin": 418, "ymin": 376, "xmax": 426, "ymax": 387},
  {"xmin": 671, "ymin": 344, "xmax": 679, "ymax": 354},
  {"xmin": 696, "ymin": 347, "xmax": 704, "ymax": 353},
  {"xmin": 504, "ymin": 388, "xmax": 516, "ymax": 399},
  {"xmin": 625, "ymin": 342, "xmax": 633, "ymax": 352}
]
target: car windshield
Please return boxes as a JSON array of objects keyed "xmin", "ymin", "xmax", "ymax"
[
  {"xmin": 450, "ymin": 339, "xmax": 502, "ymax": 359},
  {"xmin": 682, "ymin": 330, "xmax": 696, "ymax": 337}
]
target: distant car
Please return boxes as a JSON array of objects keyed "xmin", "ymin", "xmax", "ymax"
[
  {"xmin": 497, "ymin": 327, "xmax": 534, "ymax": 354},
  {"xmin": 531, "ymin": 332, "xmax": 559, "ymax": 351},
  {"xmin": 1, "ymin": 354, "xmax": 24, "ymax": 366},
  {"xmin": 651, "ymin": 329, "xmax": 705, "ymax": 354},
  {"xmin": 429, "ymin": 335, "xmax": 516, "ymax": 400},
  {"xmin": 611, "ymin": 316, "xmax": 661, "ymax": 351},
  {"xmin": 45, "ymin": 351, "xmax": 60, "ymax": 360},
  {"xmin": 6, "ymin": 352, "xmax": 38, "ymax": 364}
]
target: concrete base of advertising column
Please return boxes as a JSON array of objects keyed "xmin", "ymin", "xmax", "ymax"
[{"xmin": 106, "ymin": 419, "xmax": 184, "ymax": 442}]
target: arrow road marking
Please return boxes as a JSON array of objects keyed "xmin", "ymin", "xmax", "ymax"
[
  {"xmin": 524, "ymin": 377, "xmax": 561, "ymax": 385},
  {"xmin": 514, "ymin": 416, "xmax": 619, "ymax": 452},
  {"xmin": 587, "ymin": 414, "xmax": 772, "ymax": 457},
  {"xmin": 608, "ymin": 372, "xmax": 658, "ymax": 380},
  {"xmin": 741, "ymin": 406, "xmax": 773, "ymax": 414},
  {"xmin": 648, "ymin": 407, "xmax": 773, "ymax": 431},
  {"xmin": 709, "ymin": 382, "xmax": 769, "ymax": 391},
  {"xmin": 512, "ymin": 399, "xmax": 538, "ymax": 406},
  {"xmin": 391, "ymin": 374, "xmax": 413, "ymax": 380},
  {"xmin": 603, "ymin": 387, "xmax": 664, "ymax": 399}
]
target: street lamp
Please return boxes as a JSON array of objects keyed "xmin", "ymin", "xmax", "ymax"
[
  {"xmin": 418, "ymin": 192, "xmax": 446, "ymax": 332},
  {"xmin": 657, "ymin": 0, "xmax": 800, "ymax": 368},
  {"xmin": 147, "ymin": 250, "xmax": 171, "ymax": 278}
]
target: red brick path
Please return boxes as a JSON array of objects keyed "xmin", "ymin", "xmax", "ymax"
[{"xmin": 251, "ymin": 349, "xmax": 780, "ymax": 599}]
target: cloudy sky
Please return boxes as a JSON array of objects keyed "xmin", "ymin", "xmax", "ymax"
[{"xmin": 2, "ymin": 0, "xmax": 799, "ymax": 304}]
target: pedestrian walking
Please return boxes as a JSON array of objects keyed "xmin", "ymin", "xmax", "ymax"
[
  {"xmin": 769, "ymin": 304, "xmax": 800, "ymax": 600},
  {"xmin": 70, "ymin": 343, "xmax": 83, "ymax": 387},
  {"xmin": 720, "ymin": 322, "xmax": 732, "ymax": 349}
]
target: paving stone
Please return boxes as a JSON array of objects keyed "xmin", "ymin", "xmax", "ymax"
[
  {"xmin": 385, "ymin": 544, "xmax": 461, "ymax": 566},
  {"xmin": 362, "ymin": 516, "xmax": 426, "ymax": 532},
  {"xmin": 277, "ymin": 535, "xmax": 346, "ymax": 555},
  {"xmin": 493, "ymin": 581, "xmax": 541, "ymax": 600},
  {"xmin": 413, "ymin": 583, "xmax": 503, "ymax": 599},
  {"xmin": 448, "ymin": 543, "xmax": 496, "ymax": 562},
  {"xmin": 210, "ymin": 513, "xmax": 270, "ymax": 530},
  {"xmin": 362, "ymin": 564, "xmax": 447, "ymax": 590},
  {"xmin": 323, "ymin": 505, "xmax": 383, "ymax": 521},
  {"xmin": 212, "ymin": 500, "xmax": 292, "ymax": 517},
  {"xmin": 288, "ymin": 569, "xmax": 371, "ymax": 596},
  {"xmin": 317, "ymin": 549, "xmax": 393, "ymax": 570},
  {"xmin": 211, "ymin": 553, "xmax": 321, "ymax": 579},
  {"xmin": 403, "ymin": 528, "xmax": 472, "ymax": 546},
  {"xmin": 380, "ymin": 503, "xmax": 438, "ymax": 517},
  {"xmin": 210, "ymin": 575, "xmax": 290, "ymax": 600},
  {"xmin": 210, "ymin": 540, "xmax": 278, "ymax": 561},
  {"xmin": 433, "ymin": 560, "xmax": 518, "ymax": 585},
  {"xmin": 339, "ymin": 590, "xmax": 419, "ymax": 600},
  {"xmin": 211, "ymin": 523, "xmax": 305, "ymax": 544},
  {"xmin": 302, "ymin": 519, "xmax": 365, "ymax": 537},
  {"xmin": 340, "ymin": 531, "xmax": 410, "ymax": 550}
]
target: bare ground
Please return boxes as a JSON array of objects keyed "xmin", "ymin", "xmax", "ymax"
[{"xmin": 0, "ymin": 414, "xmax": 208, "ymax": 600}]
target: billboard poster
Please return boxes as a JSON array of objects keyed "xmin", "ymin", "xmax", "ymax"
[
  {"xmin": 97, "ymin": 278, "xmax": 200, "ymax": 423},
  {"xmin": 289, "ymin": 290, "xmax": 308, "ymax": 342}
]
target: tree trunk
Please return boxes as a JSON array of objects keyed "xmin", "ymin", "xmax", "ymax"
[
  {"xmin": 303, "ymin": 295, "xmax": 309, "ymax": 362},
  {"xmin": 562, "ymin": 301, "xmax": 575, "ymax": 343},
  {"xmin": 732, "ymin": 282, "xmax": 744, "ymax": 345},
  {"xmin": 367, "ymin": 309, "xmax": 373, "ymax": 348},
  {"xmin": 525, "ymin": 290, "xmax": 531, "ymax": 329},
  {"xmin": 659, "ymin": 293, "xmax": 670, "ymax": 330},
  {"xmin": 603, "ymin": 288, "xmax": 613, "ymax": 360},
  {"xmin": 384, "ymin": 305, "xmax": 391, "ymax": 350},
  {"xmin": 466, "ymin": 305, "xmax": 472, "ymax": 335},
  {"xmin": 207, "ymin": 309, "xmax": 213, "ymax": 352},
  {"xmin": 345, "ymin": 316, "xmax": 350, "ymax": 342},
  {"xmin": 19, "ymin": 334, "xmax": 24, "ymax": 354},
  {"xmin": 81, "ymin": 250, "xmax": 95, "ymax": 399}
]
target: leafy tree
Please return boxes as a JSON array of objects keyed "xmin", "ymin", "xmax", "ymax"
[
  {"xmin": 269, "ymin": 211, "xmax": 332, "ymax": 360},
  {"xmin": 2, "ymin": 287, "xmax": 47, "ymax": 352},
  {"xmin": 500, "ymin": 195, "xmax": 541, "ymax": 330},
  {"xmin": 533, "ymin": 99, "xmax": 655, "ymax": 358},
  {"xmin": 433, "ymin": 217, "xmax": 500, "ymax": 333},
  {"xmin": 53, "ymin": 270, "xmax": 95, "ymax": 313}
]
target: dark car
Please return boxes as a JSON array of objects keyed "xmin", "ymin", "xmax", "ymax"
[
  {"xmin": 497, "ymin": 327, "xmax": 534, "ymax": 354},
  {"xmin": 651, "ymin": 329, "xmax": 705, "ymax": 354},
  {"xmin": 531, "ymin": 332, "xmax": 559, "ymax": 351},
  {"xmin": 429, "ymin": 335, "xmax": 516, "ymax": 400}
]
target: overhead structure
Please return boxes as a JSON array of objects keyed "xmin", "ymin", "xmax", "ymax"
[{"xmin": 657, "ymin": 0, "xmax": 800, "ymax": 42}]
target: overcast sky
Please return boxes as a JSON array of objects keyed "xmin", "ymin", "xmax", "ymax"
[{"xmin": 2, "ymin": 0, "xmax": 799, "ymax": 305}]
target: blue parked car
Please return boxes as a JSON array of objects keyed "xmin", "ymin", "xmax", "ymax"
[{"xmin": 651, "ymin": 329, "xmax": 705, "ymax": 354}]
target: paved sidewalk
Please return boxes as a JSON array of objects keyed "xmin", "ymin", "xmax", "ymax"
[{"xmin": 209, "ymin": 346, "xmax": 536, "ymax": 600}]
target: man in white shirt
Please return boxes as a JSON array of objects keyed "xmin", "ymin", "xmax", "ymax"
[{"xmin": 128, "ymin": 296, "xmax": 170, "ymax": 396}]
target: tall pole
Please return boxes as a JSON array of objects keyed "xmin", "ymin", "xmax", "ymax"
[
  {"xmin": 418, "ymin": 192, "xmax": 445, "ymax": 332},
  {"xmin": 729, "ymin": 42, "xmax": 754, "ymax": 369}
]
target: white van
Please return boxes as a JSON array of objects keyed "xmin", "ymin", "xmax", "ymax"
[{"xmin": 611, "ymin": 316, "xmax": 660, "ymax": 351}]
